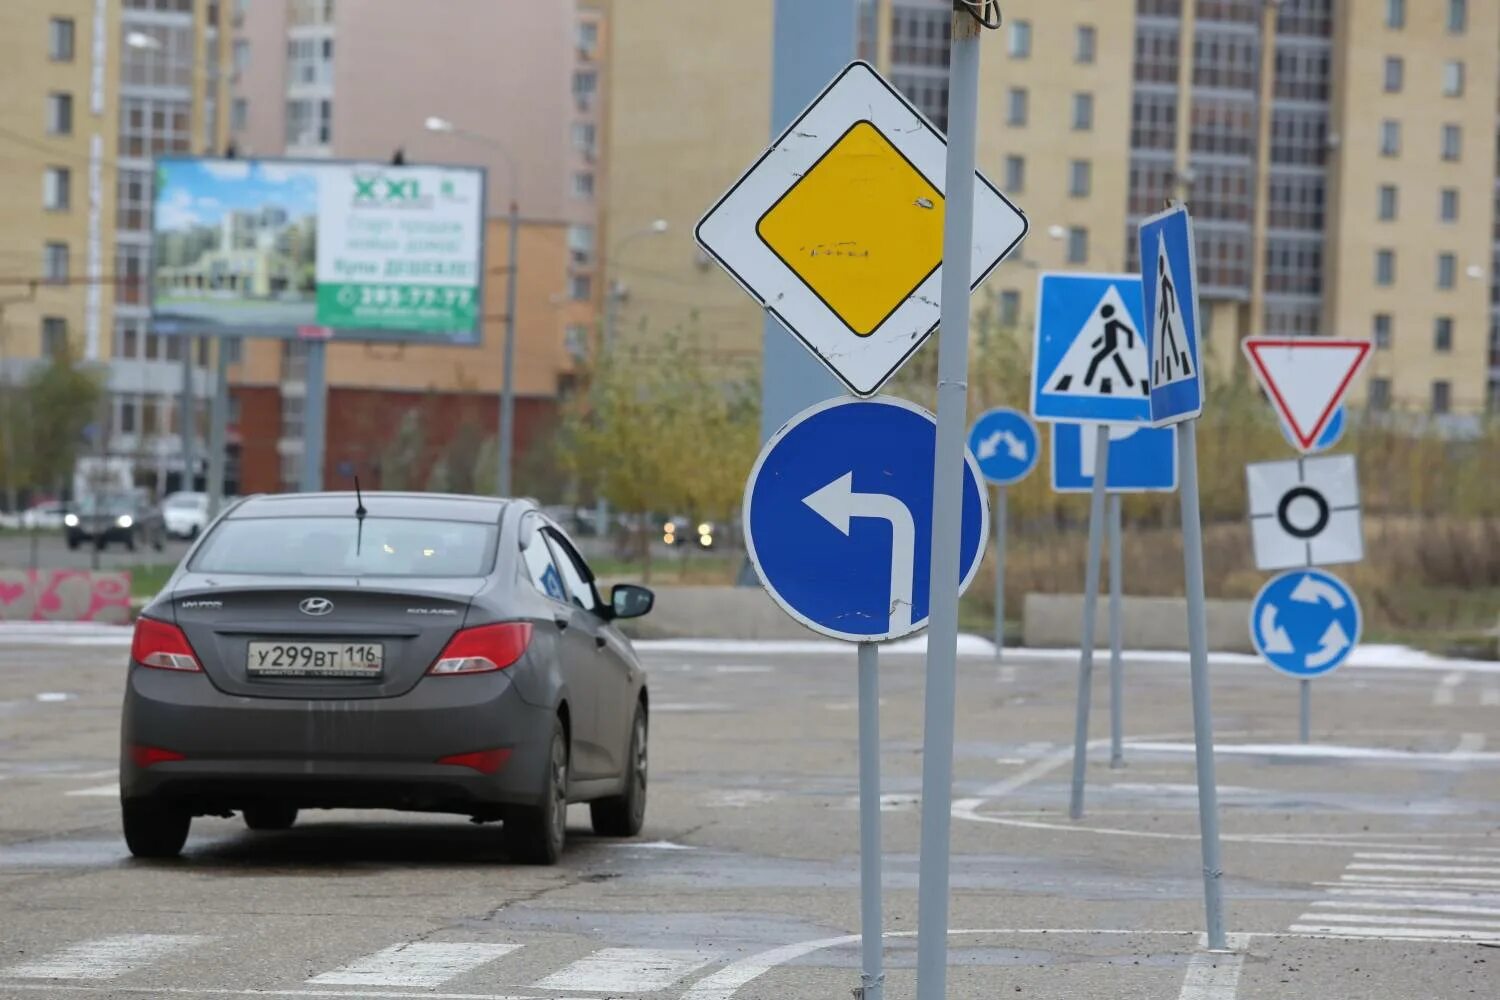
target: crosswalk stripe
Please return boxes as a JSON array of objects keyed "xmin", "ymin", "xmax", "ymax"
[
  {"xmin": 1337, "ymin": 875, "xmax": 1500, "ymax": 888},
  {"xmin": 1319, "ymin": 886, "xmax": 1500, "ymax": 903},
  {"xmin": 1348, "ymin": 862, "xmax": 1500, "ymax": 876},
  {"xmin": 6, "ymin": 935, "xmax": 207, "ymax": 980},
  {"xmin": 1295, "ymin": 913, "xmax": 1500, "ymax": 931},
  {"xmin": 1353, "ymin": 853, "xmax": 1500, "ymax": 864},
  {"xmin": 1309, "ymin": 900, "xmax": 1500, "ymax": 918},
  {"xmin": 1289, "ymin": 924, "xmax": 1500, "ymax": 941},
  {"xmin": 307, "ymin": 943, "xmax": 520, "ymax": 988},
  {"xmin": 532, "ymin": 948, "xmax": 718, "ymax": 992}
]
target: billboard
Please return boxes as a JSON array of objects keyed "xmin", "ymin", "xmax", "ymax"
[{"xmin": 150, "ymin": 156, "xmax": 486, "ymax": 344}]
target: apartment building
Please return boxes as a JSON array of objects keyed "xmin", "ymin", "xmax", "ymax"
[
  {"xmin": 602, "ymin": 0, "xmax": 1500, "ymax": 416},
  {"xmin": 227, "ymin": 0, "xmax": 600, "ymax": 492}
]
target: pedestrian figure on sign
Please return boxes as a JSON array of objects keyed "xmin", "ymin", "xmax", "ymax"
[
  {"xmin": 1084, "ymin": 304, "xmax": 1139, "ymax": 396},
  {"xmin": 1155, "ymin": 254, "xmax": 1188, "ymax": 382}
]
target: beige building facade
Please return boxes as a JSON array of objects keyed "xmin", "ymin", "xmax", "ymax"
[{"xmin": 602, "ymin": 0, "xmax": 1500, "ymax": 417}]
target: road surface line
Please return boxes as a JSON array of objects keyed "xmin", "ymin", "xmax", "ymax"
[
  {"xmin": 1320, "ymin": 887, "xmax": 1500, "ymax": 902},
  {"xmin": 5, "ymin": 935, "xmax": 207, "ymax": 980},
  {"xmin": 1311, "ymin": 900, "xmax": 1500, "ymax": 917},
  {"xmin": 1295, "ymin": 913, "xmax": 1500, "ymax": 931},
  {"xmin": 533, "ymin": 948, "xmax": 717, "ymax": 992},
  {"xmin": 1338, "ymin": 875, "xmax": 1500, "ymax": 888},
  {"xmin": 1353, "ymin": 853, "xmax": 1500, "ymax": 863},
  {"xmin": 1289, "ymin": 924, "xmax": 1500, "ymax": 941},
  {"xmin": 1348, "ymin": 862, "xmax": 1500, "ymax": 875},
  {"xmin": 0, "ymin": 986, "xmax": 535, "ymax": 999},
  {"xmin": 1175, "ymin": 933, "xmax": 1250, "ymax": 1000},
  {"xmin": 64, "ymin": 783, "xmax": 119, "ymax": 798},
  {"xmin": 307, "ymin": 943, "xmax": 520, "ymax": 988},
  {"xmin": 1432, "ymin": 671, "xmax": 1463, "ymax": 706}
]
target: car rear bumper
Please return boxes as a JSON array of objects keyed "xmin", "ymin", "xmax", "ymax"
[{"xmin": 121, "ymin": 666, "xmax": 556, "ymax": 817}]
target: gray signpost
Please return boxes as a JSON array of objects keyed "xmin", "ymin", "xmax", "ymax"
[
  {"xmin": 1068, "ymin": 426, "xmax": 1110, "ymax": 817},
  {"xmin": 1108, "ymin": 494, "xmax": 1126, "ymax": 767}
]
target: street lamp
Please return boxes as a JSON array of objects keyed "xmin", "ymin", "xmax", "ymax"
[{"xmin": 424, "ymin": 114, "xmax": 521, "ymax": 497}]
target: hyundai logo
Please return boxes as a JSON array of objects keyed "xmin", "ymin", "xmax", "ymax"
[{"xmin": 299, "ymin": 597, "xmax": 335, "ymax": 616}]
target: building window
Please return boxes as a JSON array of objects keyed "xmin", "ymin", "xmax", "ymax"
[
  {"xmin": 572, "ymin": 121, "xmax": 596, "ymax": 157},
  {"xmin": 46, "ymin": 92, "xmax": 72, "ymax": 135},
  {"xmin": 1072, "ymin": 93, "xmax": 1094, "ymax": 131},
  {"xmin": 285, "ymin": 98, "xmax": 332, "ymax": 145},
  {"xmin": 1069, "ymin": 159, "xmax": 1091, "ymax": 198},
  {"xmin": 230, "ymin": 97, "xmax": 247, "ymax": 131},
  {"xmin": 564, "ymin": 323, "xmax": 589, "ymax": 361},
  {"xmin": 1437, "ymin": 252, "xmax": 1456, "ymax": 289},
  {"xmin": 1379, "ymin": 120, "xmax": 1399, "ymax": 156},
  {"xmin": 576, "ymin": 20, "xmax": 598, "ymax": 57},
  {"xmin": 1441, "ymin": 124, "xmax": 1461, "ymax": 160},
  {"xmin": 1066, "ymin": 227, "xmax": 1088, "ymax": 264},
  {"xmin": 567, "ymin": 224, "xmax": 594, "ymax": 264},
  {"xmin": 572, "ymin": 69, "xmax": 597, "ymax": 110},
  {"xmin": 1377, "ymin": 184, "xmax": 1397, "ymax": 220},
  {"xmin": 43, "ymin": 242, "xmax": 68, "ymax": 283},
  {"xmin": 572, "ymin": 172, "xmax": 593, "ymax": 199},
  {"xmin": 1442, "ymin": 61, "xmax": 1464, "ymax": 97},
  {"xmin": 1440, "ymin": 188, "xmax": 1458, "ymax": 222},
  {"xmin": 1007, "ymin": 87, "xmax": 1027, "ymax": 126},
  {"xmin": 119, "ymin": 397, "xmax": 137, "ymax": 434},
  {"xmin": 1375, "ymin": 248, "xmax": 1394, "ymax": 286},
  {"xmin": 1075, "ymin": 25, "xmax": 1095, "ymax": 64},
  {"xmin": 48, "ymin": 17, "xmax": 75, "ymax": 61},
  {"xmin": 41, "ymin": 317, "xmax": 68, "ymax": 358},
  {"xmin": 1373, "ymin": 313, "xmax": 1392, "ymax": 349},
  {"xmin": 1383, "ymin": 56, "xmax": 1402, "ymax": 92},
  {"xmin": 1447, "ymin": 0, "xmax": 1466, "ymax": 33},
  {"xmin": 1434, "ymin": 316, "xmax": 1453, "ymax": 352},
  {"xmin": 998, "ymin": 289, "xmax": 1020, "ymax": 328},
  {"xmin": 1008, "ymin": 20, "xmax": 1031, "ymax": 58},
  {"xmin": 286, "ymin": 36, "xmax": 334, "ymax": 86},
  {"xmin": 1369, "ymin": 377, "xmax": 1392, "ymax": 410},
  {"xmin": 43, "ymin": 166, "xmax": 70, "ymax": 211},
  {"xmin": 1386, "ymin": 0, "xmax": 1404, "ymax": 28},
  {"xmin": 1431, "ymin": 380, "xmax": 1451, "ymax": 414},
  {"xmin": 569, "ymin": 273, "xmax": 592, "ymax": 301},
  {"xmin": 1003, "ymin": 155, "xmax": 1024, "ymax": 192}
]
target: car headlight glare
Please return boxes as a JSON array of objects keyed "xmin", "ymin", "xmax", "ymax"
[
  {"xmin": 116, "ymin": 515, "xmax": 133, "ymax": 529},
  {"xmin": 63, "ymin": 513, "xmax": 78, "ymax": 527}
]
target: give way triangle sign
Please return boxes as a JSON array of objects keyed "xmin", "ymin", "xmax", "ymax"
[{"xmin": 1242, "ymin": 337, "xmax": 1372, "ymax": 452}]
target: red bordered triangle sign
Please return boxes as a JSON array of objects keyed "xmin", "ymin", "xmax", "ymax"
[{"xmin": 1242, "ymin": 337, "xmax": 1372, "ymax": 452}]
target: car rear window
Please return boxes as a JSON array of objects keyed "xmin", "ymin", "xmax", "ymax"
[{"xmin": 189, "ymin": 516, "xmax": 497, "ymax": 577}]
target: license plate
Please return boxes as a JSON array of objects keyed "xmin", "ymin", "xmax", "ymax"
[{"xmin": 247, "ymin": 641, "xmax": 384, "ymax": 678}]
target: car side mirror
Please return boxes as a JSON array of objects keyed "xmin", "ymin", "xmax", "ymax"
[{"xmin": 609, "ymin": 584, "xmax": 654, "ymax": 620}]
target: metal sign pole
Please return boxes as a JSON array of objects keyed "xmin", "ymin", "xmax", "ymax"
[
  {"xmin": 915, "ymin": 9, "xmax": 982, "ymax": 998},
  {"xmin": 1299, "ymin": 679, "xmax": 1311, "ymax": 744},
  {"xmin": 1068, "ymin": 424, "xmax": 1111, "ymax": 819},
  {"xmin": 180, "ymin": 337, "xmax": 195, "ymax": 491},
  {"xmin": 207, "ymin": 337, "xmax": 231, "ymax": 519},
  {"xmin": 1108, "ymin": 492, "xmax": 1125, "ymax": 768},
  {"xmin": 302, "ymin": 338, "xmax": 327, "ymax": 492},
  {"xmin": 993, "ymin": 485, "xmax": 1007, "ymax": 660},
  {"xmin": 856, "ymin": 641, "xmax": 884, "ymax": 1000},
  {"xmin": 1179, "ymin": 419, "xmax": 1227, "ymax": 950}
]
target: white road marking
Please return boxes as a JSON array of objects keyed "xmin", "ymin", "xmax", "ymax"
[
  {"xmin": 1310, "ymin": 900, "xmax": 1500, "ymax": 918},
  {"xmin": 0, "ymin": 986, "xmax": 537, "ymax": 998},
  {"xmin": 1288, "ymin": 924, "xmax": 1499, "ymax": 941},
  {"xmin": 1432, "ymin": 670, "xmax": 1464, "ymax": 706},
  {"xmin": 1451, "ymin": 732, "xmax": 1486, "ymax": 755},
  {"xmin": 1353, "ymin": 852, "xmax": 1500, "ymax": 864},
  {"xmin": 533, "ymin": 947, "xmax": 717, "ymax": 992},
  {"xmin": 6, "ymin": 934, "xmax": 207, "ymax": 980},
  {"xmin": 1337, "ymin": 875, "xmax": 1500, "ymax": 888},
  {"xmin": 1349, "ymin": 863, "xmax": 1500, "ymax": 876},
  {"xmin": 1175, "ymin": 934, "xmax": 1250, "ymax": 1000},
  {"xmin": 307, "ymin": 943, "xmax": 520, "ymax": 988},
  {"xmin": 653, "ymin": 703, "xmax": 735, "ymax": 713},
  {"xmin": 65, "ymin": 784, "xmax": 119, "ymax": 797},
  {"xmin": 1319, "ymin": 886, "xmax": 1500, "ymax": 903},
  {"xmin": 713, "ymin": 665, "xmax": 773, "ymax": 674},
  {"xmin": 1297, "ymin": 913, "xmax": 1500, "ymax": 931},
  {"xmin": 1124, "ymin": 740, "xmax": 1500, "ymax": 763}
]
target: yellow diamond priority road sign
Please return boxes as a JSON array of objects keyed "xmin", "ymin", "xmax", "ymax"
[{"xmin": 696, "ymin": 61, "xmax": 1028, "ymax": 397}]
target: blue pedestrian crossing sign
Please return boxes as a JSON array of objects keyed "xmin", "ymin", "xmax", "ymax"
[
  {"xmin": 1138, "ymin": 204, "xmax": 1204, "ymax": 426},
  {"xmin": 1031, "ymin": 273, "xmax": 1151, "ymax": 424},
  {"xmin": 1051, "ymin": 422, "xmax": 1178, "ymax": 494},
  {"xmin": 744, "ymin": 396, "xmax": 989, "ymax": 642},
  {"xmin": 967, "ymin": 407, "xmax": 1039, "ymax": 486},
  {"xmin": 1249, "ymin": 568, "xmax": 1362, "ymax": 679}
]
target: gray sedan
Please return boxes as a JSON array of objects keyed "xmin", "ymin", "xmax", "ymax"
[{"xmin": 120, "ymin": 492, "xmax": 654, "ymax": 864}]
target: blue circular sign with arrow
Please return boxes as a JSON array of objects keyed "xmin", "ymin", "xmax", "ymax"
[
  {"xmin": 967, "ymin": 407, "xmax": 1039, "ymax": 486},
  {"xmin": 1278, "ymin": 403, "xmax": 1346, "ymax": 454},
  {"xmin": 1249, "ymin": 568, "xmax": 1362, "ymax": 678},
  {"xmin": 744, "ymin": 396, "xmax": 988, "ymax": 643}
]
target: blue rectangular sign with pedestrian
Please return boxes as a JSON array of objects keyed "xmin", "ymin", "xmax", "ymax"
[
  {"xmin": 1138, "ymin": 204, "xmax": 1204, "ymax": 425},
  {"xmin": 1050, "ymin": 422, "xmax": 1178, "ymax": 494},
  {"xmin": 1030, "ymin": 273, "xmax": 1151, "ymax": 424}
]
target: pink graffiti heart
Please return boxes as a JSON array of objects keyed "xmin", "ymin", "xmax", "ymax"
[{"xmin": 0, "ymin": 582, "xmax": 26, "ymax": 607}]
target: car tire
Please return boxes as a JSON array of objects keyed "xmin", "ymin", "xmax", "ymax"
[
  {"xmin": 242, "ymin": 805, "xmax": 298, "ymax": 831},
  {"xmin": 125, "ymin": 531, "xmax": 137, "ymax": 552},
  {"xmin": 152, "ymin": 531, "xmax": 164, "ymax": 552},
  {"xmin": 122, "ymin": 800, "xmax": 191, "ymax": 859},
  {"xmin": 590, "ymin": 705, "xmax": 647, "ymax": 837},
  {"xmin": 504, "ymin": 718, "xmax": 568, "ymax": 865},
  {"xmin": 66, "ymin": 537, "xmax": 79, "ymax": 551}
]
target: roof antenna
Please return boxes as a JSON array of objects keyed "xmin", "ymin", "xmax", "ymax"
[{"xmin": 353, "ymin": 475, "xmax": 368, "ymax": 555}]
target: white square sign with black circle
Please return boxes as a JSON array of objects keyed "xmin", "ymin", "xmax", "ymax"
[{"xmin": 1246, "ymin": 455, "xmax": 1362, "ymax": 570}]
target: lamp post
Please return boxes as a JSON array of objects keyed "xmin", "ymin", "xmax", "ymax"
[{"xmin": 425, "ymin": 115, "xmax": 520, "ymax": 496}]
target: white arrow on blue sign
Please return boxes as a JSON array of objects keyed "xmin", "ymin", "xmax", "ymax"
[
  {"xmin": 1050, "ymin": 422, "xmax": 1178, "ymax": 494},
  {"xmin": 967, "ymin": 407, "xmax": 1039, "ymax": 486},
  {"xmin": 744, "ymin": 396, "xmax": 989, "ymax": 642},
  {"xmin": 1031, "ymin": 272, "xmax": 1152, "ymax": 424},
  {"xmin": 1249, "ymin": 568, "xmax": 1362, "ymax": 679},
  {"xmin": 1138, "ymin": 204, "xmax": 1204, "ymax": 426}
]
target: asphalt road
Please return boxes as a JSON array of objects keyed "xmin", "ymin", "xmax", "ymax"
[{"xmin": 1, "ymin": 627, "xmax": 1497, "ymax": 999}]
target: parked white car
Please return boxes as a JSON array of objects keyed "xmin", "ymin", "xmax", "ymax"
[
  {"xmin": 161, "ymin": 491, "xmax": 209, "ymax": 539},
  {"xmin": 20, "ymin": 501, "xmax": 73, "ymax": 531}
]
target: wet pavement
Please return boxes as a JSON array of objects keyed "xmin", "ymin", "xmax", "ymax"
[{"xmin": 0, "ymin": 626, "xmax": 1497, "ymax": 998}]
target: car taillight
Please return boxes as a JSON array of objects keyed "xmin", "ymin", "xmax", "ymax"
[
  {"xmin": 427, "ymin": 622, "xmax": 532, "ymax": 675},
  {"xmin": 130, "ymin": 616, "xmax": 202, "ymax": 672},
  {"xmin": 130, "ymin": 744, "xmax": 186, "ymax": 768},
  {"xmin": 436, "ymin": 748, "xmax": 512, "ymax": 774}
]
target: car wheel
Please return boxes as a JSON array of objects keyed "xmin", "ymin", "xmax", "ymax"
[
  {"xmin": 66, "ymin": 537, "xmax": 79, "ymax": 551},
  {"xmin": 122, "ymin": 800, "xmax": 191, "ymax": 859},
  {"xmin": 242, "ymin": 805, "xmax": 298, "ymax": 831},
  {"xmin": 189, "ymin": 525, "xmax": 200, "ymax": 540},
  {"xmin": 125, "ymin": 531, "xmax": 137, "ymax": 552},
  {"xmin": 152, "ymin": 531, "xmax": 164, "ymax": 552},
  {"xmin": 504, "ymin": 718, "xmax": 568, "ymax": 865},
  {"xmin": 591, "ymin": 705, "xmax": 647, "ymax": 837}
]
